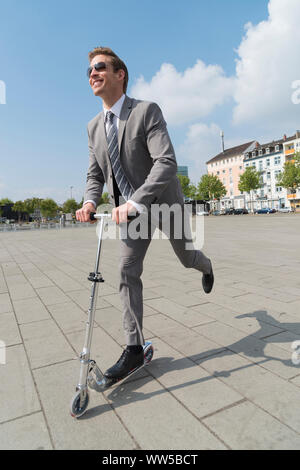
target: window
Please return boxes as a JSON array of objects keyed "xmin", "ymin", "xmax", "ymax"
[
  {"xmin": 267, "ymin": 172, "xmax": 271, "ymax": 179},
  {"xmin": 266, "ymin": 159, "xmax": 270, "ymax": 166},
  {"xmin": 266, "ymin": 148, "xmax": 270, "ymax": 154},
  {"xmin": 223, "ymin": 170, "xmax": 226, "ymax": 174},
  {"xmin": 229, "ymin": 168, "xmax": 232, "ymax": 174},
  {"xmin": 259, "ymin": 161, "xmax": 263, "ymax": 170},
  {"xmin": 230, "ymin": 177, "xmax": 233, "ymax": 184},
  {"xmin": 275, "ymin": 145, "xmax": 280, "ymax": 152},
  {"xmin": 239, "ymin": 166, "xmax": 242, "ymax": 170},
  {"xmin": 260, "ymin": 190, "xmax": 264, "ymax": 197},
  {"xmin": 259, "ymin": 150, "xmax": 263, "ymax": 156},
  {"xmin": 217, "ymin": 171, "xmax": 220, "ymax": 175},
  {"xmin": 274, "ymin": 156, "xmax": 281, "ymax": 165}
]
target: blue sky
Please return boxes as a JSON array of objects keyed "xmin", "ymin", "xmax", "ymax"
[{"xmin": 1, "ymin": 0, "xmax": 299, "ymax": 204}]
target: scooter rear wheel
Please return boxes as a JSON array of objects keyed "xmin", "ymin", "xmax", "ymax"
[
  {"xmin": 144, "ymin": 344, "xmax": 154, "ymax": 364},
  {"xmin": 70, "ymin": 390, "xmax": 89, "ymax": 418}
]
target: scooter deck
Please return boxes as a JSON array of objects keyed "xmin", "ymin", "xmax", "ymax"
[
  {"xmin": 93, "ymin": 362, "xmax": 148, "ymax": 391},
  {"xmin": 88, "ymin": 342, "xmax": 153, "ymax": 392}
]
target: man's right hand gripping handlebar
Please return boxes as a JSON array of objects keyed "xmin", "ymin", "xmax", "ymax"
[{"xmin": 76, "ymin": 202, "xmax": 97, "ymax": 224}]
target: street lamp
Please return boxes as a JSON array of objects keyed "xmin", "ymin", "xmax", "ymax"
[{"xmin": 70, "ymin": 186, "xmax": 73, "ymax": 199}]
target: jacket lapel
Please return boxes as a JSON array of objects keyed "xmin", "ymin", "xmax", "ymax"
[{"xmin": 118, "ymin": 95, "xmax": 133, "ymax": 150}]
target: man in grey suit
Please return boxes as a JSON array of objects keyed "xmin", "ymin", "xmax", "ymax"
[{"xmin": 76, "ymin": 47, "xmax": 214, "ymax": 380}]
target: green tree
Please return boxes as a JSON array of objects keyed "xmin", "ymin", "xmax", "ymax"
[
  {"xmin": 22, "ymin": 198, "xmax": 42, "ymax": 221},
  {"xmin": 12, "ymin": 200, "xmax": 26, "ymax": 223},
  {"xmin": 99, "ymin": 192, "xmax": 110, "ymax": 205},
  {"xmin": 276, "ymin": 152, "xmax": 300, "ymax": 209},
  {"xmin": 238, "ymin": 167, "xmax": 261, "ymax": 213},
  {"xmin": 40, "ymin": 198, "xmax": 59, "ymax": 219},
  {"xmin": 177, "ymin": 175, "xmax": 191, "ymax": 199},
  {"xmin": 197, "ymin": 174, "xmax": 226, "ymax": 210},
  {"xmin": 188, "ymin": 184, "xmax": 198, "ymax": 201},
  {"xmin": 0, "ymin": 198, "xmax": 14, "ymax": 206},
  {"xmin": 62, "ymin": 198, "xmax": 79, "ymax": 214}
]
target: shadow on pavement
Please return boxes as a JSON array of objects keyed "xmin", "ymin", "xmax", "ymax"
[{"xmin": 81, "ymin": 309, "xmax": 300, "ymax": 419}]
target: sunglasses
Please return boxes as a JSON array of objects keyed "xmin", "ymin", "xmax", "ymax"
[{"xmin": 87, "ymin": 62, "xmax": 107, "ymax": 78}]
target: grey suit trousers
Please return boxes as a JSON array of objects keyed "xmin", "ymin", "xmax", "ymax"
[{"xmin": 118, "ymin": 206, "xmax": 211, "ymax": 345}]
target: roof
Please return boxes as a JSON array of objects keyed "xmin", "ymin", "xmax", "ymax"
[{"xmin": 206, "ymin": 141, "xmax": 255, "ymax": 164}]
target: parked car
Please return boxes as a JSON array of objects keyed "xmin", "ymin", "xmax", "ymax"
[
  {"xmin": 211, "ymin": 210, "xmax": 221, "ymax": 216},
  {"xmin": 233, "ymin": 208, "xmax": 249, "ymax": 215},
  {"xmin": 224, "ymin": 208, "xmax": 234, "ymax": 215},
  {"xmin": 196, "ymin": 211, "xmax": 209, "ymax": 216},
  {"xmin": 255, "ymin": 208, "xmax": 276, "ymax": 214},
  {"xmin": 277, "ymin": 207, "xmax": 294, "ymax": 213}
]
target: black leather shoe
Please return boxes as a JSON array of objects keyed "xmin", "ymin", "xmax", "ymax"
[
  {"xmin": 104, "ymin": 348, "xmax": 144, "ymax": 380},
  {"xmin": 202, "ymin": 266, "xmax": 214, "ymax": 294}
]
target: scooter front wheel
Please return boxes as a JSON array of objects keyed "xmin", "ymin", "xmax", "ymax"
[{"xmin": 70, "ymin": 389, "xmax": 89, "ymax": 418}]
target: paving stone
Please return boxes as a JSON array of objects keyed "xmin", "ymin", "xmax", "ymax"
[
  {"xmin": 147, "ymin": 339, "xmax": 243, "ymax": 419},
  {"xmin": 0, "ymin": 312, "xmax": 22, "ymax": 346},
  {"xmin": 7, "ymin": 281, "xmax": 36, "ymax": 301},
  {"xmin": 36, "ymin": 286, "xmax": 69, "ymax": 306},
  {"xmin": 47, "ymin": 301, "xmax": 87, "ymax": 335},
  {"xmin": 104, "ymin": 375, "xmax": 226, "ymax": 450},
  {"xmin": 0, "ymin": 412, "xmax": 53, "ymax": 450},
  {"xmin": 0, "ymin": 293, "xmax": 13, "ymax": 314},
  {"xmin": 203, "ymin": 400, "xmax": 300, "ymax": 450},
  {"xmin": 20, "ymin": 319, "xmax": 75, "ymax": 369},
  {"xmin": 145, "ymin": 297, "xmax": 216, "ymax": 328},
  {"xmin": 197, "ymin": 349, "xmax": 300, "ymax": 434},
  {"xmin": 45, "ymin": 269, "xmax": 85, "ymax": 292},
  {"xmin": 33, "ymin": 360, "xmax": 136, "ymax": 450},
  {"xmin": 0, "ymin": 344, "xmax": 41, "ymax": 423},
  {"xmin": 13, "ymin": 297, "xmax": 51, "ymax": 324}
]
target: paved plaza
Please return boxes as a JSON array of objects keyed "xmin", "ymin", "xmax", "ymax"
[{"xmin": 1, "ymin": 214, "xmax": 300, "ymax": 450}]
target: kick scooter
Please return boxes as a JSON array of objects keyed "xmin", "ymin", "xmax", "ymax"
[{"xmin": 70, "ymin": 212, "xmax": 154, "ymax": 418}]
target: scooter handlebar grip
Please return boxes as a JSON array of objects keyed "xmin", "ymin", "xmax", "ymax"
[{"xmin": 90, "ymin": 212, "xmax": 96, "ymax": 221}]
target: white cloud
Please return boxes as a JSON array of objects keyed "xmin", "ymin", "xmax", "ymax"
[
  {"xmin": 177, "ymin": 122, "xmax": 223, "ymax": 180},
  {"xmin": 130, "ymin": 61, "xmax": 235, "ymax": 127},
  {"xmin": 233, "ymin": 0, "xmax": 300, "ymax": 132}
]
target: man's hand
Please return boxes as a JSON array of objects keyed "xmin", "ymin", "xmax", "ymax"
[
  {"xmin": 112, "ymin": 201, "xmax": 136, "ymax": 225},
  {"xmin": 76, "ymin": 202, "xmax": 96, "ymax": 224}
]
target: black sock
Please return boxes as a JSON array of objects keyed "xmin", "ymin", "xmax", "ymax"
[{"xmin": 126, "ymin": 345, "xmax": 143, "ymax": 354}]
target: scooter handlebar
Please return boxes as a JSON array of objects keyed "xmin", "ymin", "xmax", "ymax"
[
  {"xmin": 90, "ymin": 212, "xmax": 137, "ymax": 221},
  {"xmin": 90, "ymin": 212, "xmax": 111, "ymax": 221}
]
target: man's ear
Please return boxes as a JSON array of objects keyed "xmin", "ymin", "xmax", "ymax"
[{"xmin": 118, "ymin": 69, "xmax": 125, "ymax": 82}]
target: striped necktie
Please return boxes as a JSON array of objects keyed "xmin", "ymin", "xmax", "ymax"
[{"xmin": 105, "ymin": 110, "xmax": 134, "ymax": 201}]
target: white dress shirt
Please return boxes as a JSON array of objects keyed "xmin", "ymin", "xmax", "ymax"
[{"xmin": 84, "ymin": 94, "xmax": 143, "ymax": 214}]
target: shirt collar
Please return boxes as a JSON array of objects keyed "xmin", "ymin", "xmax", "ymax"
[{"xmin": 103, "ymin": 94, "xmax": 126, "ymax": 120}]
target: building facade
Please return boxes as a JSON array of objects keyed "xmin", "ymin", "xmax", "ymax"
[
  {"xmin": 282, "ymin": 131, "xmax": 300, "ymax": 211},
  {"xmin": 206, "ymin": 131, "xmax": 300, "ymax": 212},
  {"xmin": 243, "ymin": 139, "xmax": 286, "ymax": 211},
  {"xmin": 177, "ymin": 166, "xmax": 189, "ymax": 178},
  {"xmin": 206, "ymin": 141, "xmax": 255, "ymax": 209}
]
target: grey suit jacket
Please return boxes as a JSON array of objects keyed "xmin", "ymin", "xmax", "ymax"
[{"xmin": 84, "ymin": 95, "xmax": 184, "ymax": 211}]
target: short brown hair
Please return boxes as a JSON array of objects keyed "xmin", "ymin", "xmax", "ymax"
[{"xmin": 88, "ymin": 47, "xmax": 129, "ymax": 93}]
